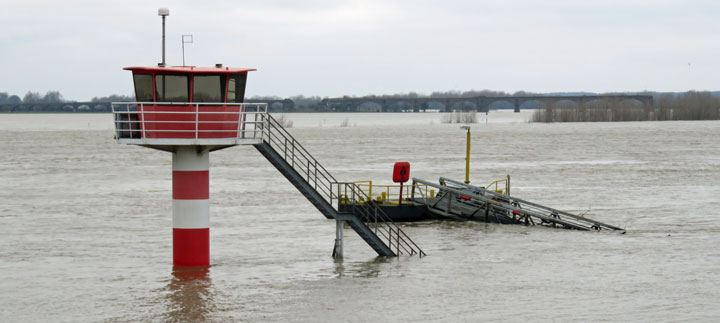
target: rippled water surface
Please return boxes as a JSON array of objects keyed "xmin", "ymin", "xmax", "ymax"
[{"xmin": 1, "ymin": 112, "xmax": 719, "ymax": 322}]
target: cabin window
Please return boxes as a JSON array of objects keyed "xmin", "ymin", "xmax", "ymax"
[
  {"xmin": 193, "ymin": 75, "xmax": 225, "ymax": 103},
  {"xmin": 133, "ymin": 74, "xmax": 154, "ymax": 102},
  {"xmin": 155, "ymin": 74, "xmax": 189, "ymax": 102},
  {"xmin": 227, "ymin": 74, "xmax": 247, "ymax": 103}
]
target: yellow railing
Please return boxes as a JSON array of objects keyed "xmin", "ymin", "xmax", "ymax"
[
  {"xmin": 349, "ymin": 180, "xmax": 432, "ymax": 205},
  {"xmin": 343, "ymin": 175, "xmax": 510, "ymax": 205},
  {"xmin": 486, "ymin": 175, "xmax": 510, "ymax": 195}
]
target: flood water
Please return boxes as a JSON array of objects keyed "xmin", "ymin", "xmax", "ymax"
[{"xmin": 1, "ymin": 111, "xmax": 719, "ymax": 322}]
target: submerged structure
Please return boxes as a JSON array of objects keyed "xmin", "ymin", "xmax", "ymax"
[
  {"xmin": 337, "ymin": 127, "xmax": 623, "ymax": 232},
  {"xmin": 342, "ymin": 177, "xmax": 624, "ymax": 232}
]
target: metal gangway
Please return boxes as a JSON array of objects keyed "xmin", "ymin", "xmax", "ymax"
[
  {"xmin": 411, "ymin": 177, "xmax": 624, "ymax": 232},
  {"xmin": 254, "ymin": 114, "xmax": 426, "ymax": 257}
]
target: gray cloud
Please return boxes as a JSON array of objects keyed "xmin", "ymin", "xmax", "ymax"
[{"xmin": 1, "ymin": 0, "xmax": 718, "ymax": 100}]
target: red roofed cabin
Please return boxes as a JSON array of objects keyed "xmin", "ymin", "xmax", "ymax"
[{"xmin": 116, "ymin": 65, "xmax": 257, "ymax": 140}]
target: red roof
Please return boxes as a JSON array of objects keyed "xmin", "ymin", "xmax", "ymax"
[{"xmin": 123, "ymin": 66, "xmax": 256, "ymax": 74}]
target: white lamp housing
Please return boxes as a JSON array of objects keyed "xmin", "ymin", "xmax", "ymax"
[{"xmin": 158, "ymin": 7, "xmax": 170, "ymax": 16}]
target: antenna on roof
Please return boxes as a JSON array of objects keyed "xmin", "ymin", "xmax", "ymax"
[
  {"xmin": 182, "ymin": 34, "xmax": 193, "ymax": 66},
  {"xmin": 158, "ymin": 7, "xmax": 170, "ymax": 67}
]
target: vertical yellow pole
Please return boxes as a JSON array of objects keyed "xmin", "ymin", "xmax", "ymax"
[
  {"xmin": 464, "ymin": 127, "xmax": 471, "ymax": 184},
  {"xmin": 506, "ymin": 174, "xmax": 510, "ymax": 196},
  {"xmin": 368, "ymin": 180, "xmax": 372, "ymax": 201}
]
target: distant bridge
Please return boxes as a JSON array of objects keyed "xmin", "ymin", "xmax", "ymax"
[
  {"xmin": 0, "ymin": 102, "xmax": 114, "ymax": 113},
  {"xmin": 320, "ymin": 95, "xmax": 655, "ymax": 113},
  {"xmin": 244, "ymin": 99, "xmax": 295, "ymax": 111},
  {"xmin": 0, "ymin": 98, "xmax": 296, "ymax": 113}
]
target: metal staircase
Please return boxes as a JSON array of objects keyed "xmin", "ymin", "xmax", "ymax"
[
  {"xmin": 412, "ymin": 177, "xmax": 624, "ymax": 232},
  {"xmin": 254, "ymin": 114, "xmax": 425, "ymax": 257}
]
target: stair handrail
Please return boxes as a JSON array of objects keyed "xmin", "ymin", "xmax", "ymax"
[
  {"xmin": 337, "ymin": 183, "xmax": 416, "ymax": 256},
  {"xmin": 260, "ymin": 114, "xmax": 338, "ymax": 202},
  {"xmin": 262, "ymin": 127, "xmax": 336, "ymax": 200},
  {"xmin": 334, "ymin": 181, "xmax": 425, "ymax": 256},
  {"xmin": 259, "ymin": 113, "xmax": 425, "ymax": 256}
]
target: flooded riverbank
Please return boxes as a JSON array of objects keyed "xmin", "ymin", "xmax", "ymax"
[{"xmin": 1, "ymin": 111, "xmax": 719, "ymax": 321}]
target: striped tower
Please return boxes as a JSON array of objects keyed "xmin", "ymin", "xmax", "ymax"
[{"xmin": 172, "ymin": 146, "xmax": 210, "ymax": 266}]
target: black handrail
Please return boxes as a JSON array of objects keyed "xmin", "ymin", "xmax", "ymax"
[
  {"xmin": 336, "ymin": 182, "xmax": 424, "ymax": 256},
  {"xmin": 260, "ymin": 114, "xmax": 425, "ymax": 257}
]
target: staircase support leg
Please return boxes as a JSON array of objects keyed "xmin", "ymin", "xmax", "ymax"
[{"xmin": 332, "ymin": 220, "xmax": 344, "ymax": 259}]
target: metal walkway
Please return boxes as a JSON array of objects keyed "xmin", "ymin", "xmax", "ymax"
[
  {"xmin": 411, "ymin": 177, "xmax": 624, "ymax": 232},
  {"xmin": 254, "ymin": 114, "xmax": 425, "ymax": 257}
]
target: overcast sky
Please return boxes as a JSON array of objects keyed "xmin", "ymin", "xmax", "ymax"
[{"xmin": 1, "ymin": 0, "xmax": 719, "ymax": 101}]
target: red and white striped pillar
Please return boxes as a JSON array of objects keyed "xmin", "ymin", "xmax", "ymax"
[{"xmin": 172, "ymin": 146, "xmax": 210, "ymax": 266}]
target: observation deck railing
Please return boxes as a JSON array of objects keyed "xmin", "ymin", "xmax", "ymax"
[{"xmin": 111, "ymin": 102, "xmax": 267, "ymax": 144}]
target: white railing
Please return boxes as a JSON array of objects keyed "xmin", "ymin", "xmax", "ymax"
[{"xmin": 111, "ymin": 102, "xmax": 268, "ymax": 143}]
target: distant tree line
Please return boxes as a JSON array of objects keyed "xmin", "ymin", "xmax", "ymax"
[
  {"xmin": 0, "ymin": 90, "xmax": 68, "ymax": 104},
  {"xmin": 0, "ymin": 92, "xmax": 25, "ymax": 104},
  {"xmin": 530, "ymin": 91, "xmax": 720, "ymax": 122},
  {"xmin": 0, "ymin": 90, "xmax": 133, "ymax": 104},
  {"xmin": 0, "ymin": 90, "xmax": 134, "ymax": 112},
  {"xmin": 655, "ymin": 91, "xmax": 720, "ymax": 120}
]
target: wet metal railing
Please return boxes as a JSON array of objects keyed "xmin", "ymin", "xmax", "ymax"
[
  {"xmin": 111, "ymin": 102, "xmax": 268, "ymax": 142},
  {"xmin": 412, "ymin": 177, "xmax": 624, "ymax": 232},
  {"xmin": 259, "ymin": 114, "xmax": 425, "ymax": 257},
  {"xmin": 350, "ymin": 180, "xmax": 430, "ymax": 205},
  {"xmin": 485, "ymin": 175, "xmax": 510, "ymax": 195},
  {"xmin": 259, "ymin": 113, "xmax": 338, "ymax": 203},
  {"xmin": 334, "ymin": 182, "xmax": 425, "ymax": 256}
]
